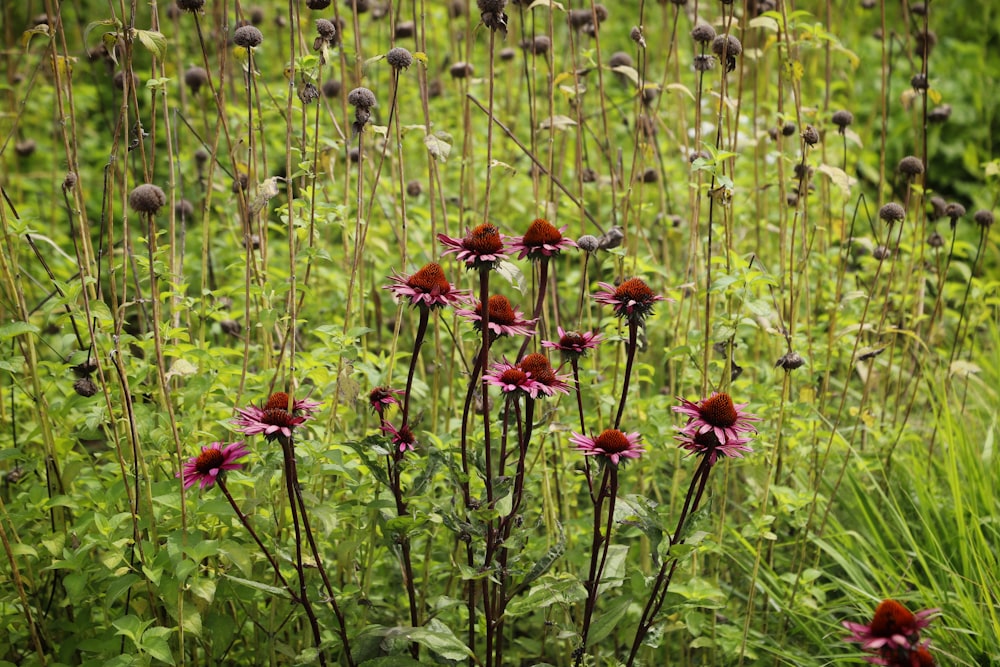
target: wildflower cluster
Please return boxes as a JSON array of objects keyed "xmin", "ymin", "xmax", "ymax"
[{"xmin": 844, "ymin": 600, "xmax": 939, "ymax": 666}]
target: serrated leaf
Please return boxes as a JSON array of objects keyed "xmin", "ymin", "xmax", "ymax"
[
  {"xmin": 134, "ymin": 29, "xmax": 167, "ymax": 59},
  {"xmin": 0, "ymin": 321, "xmax": 38, "ymax": 341},
  {"xmin": 539, "ymin": 115, "xmax": 578, "ymax": 131},
  {"xmin": 424, "ymin": 132, "xmax": 452, "ymax": 162},
  {"xmin": 494, "ymin": 260, "xmax": 526, "ymax": 294},
  {"xmin": 817, "ymin": 164, "xmax": 856, "ymax": 195}
]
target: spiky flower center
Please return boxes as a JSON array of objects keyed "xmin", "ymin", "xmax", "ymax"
[
  {"xmin": 262, "ymin": 408, "xmax": 297, "ymax": 427},
  {"xmin": 520, "ymin": 353, "xmax": 556, "ymax": 384},
  {"xmin": 499, "ymin": 368, "xmax": 529, "ymax": 385},
  {"xmin": 369, "ymin": 387, "xmax": 396, "ymax": 409},
  {"xmin": 559, "ymin": 332, "xmax": 586, "ymax": 348},
  {"xmin": 869, "ymin": 600, "xmax": 916, "ymax": 638},
  {"xmin": 476, "ymin": 295, "xmax": 517, "ymax": 325},
  {"xmin": 693, "ymin": 430, "xmax": 722, "ymax": 449},
  {"xmin": 522, "ymin": 218, "xmax": 562, "ymax": 246},
  {"xmin": 265, "ymin": 392, "xmax": 292, "ymax": 411},
  {"xmin": 465, "ymin": 223, "xmax": 504, "ymax": 255},
  {"xmin": 594, "ymin": 429, "xmax": 631, "ymax": 454},
  {"xmin": 194, "ymin": 448, "xmax": 225, "ymax": 474},
  {"xmin": 406, "ymin": 263, "xmax": 450, "ymax": 293},
  {"xmin": 700, "ymin": 393, "xmax": 738, "ymax": 427},
  {"xmin": 614, "ymin": 278, "xmax": 656, "ymax": 304}
]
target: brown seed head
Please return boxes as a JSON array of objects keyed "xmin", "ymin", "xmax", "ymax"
[{"xmin": 129, "ymin": 183, "xmax": 167, "ymax": 215}]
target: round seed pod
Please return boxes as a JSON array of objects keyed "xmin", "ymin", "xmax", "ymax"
[
  {"xmin": 62, "ymin": 172, "xmax": 78, "ymax": 191},
  {"xmin": 347, "ymin": 86, "xmax": 376, "ymax": 110},
  {"xmin": 576, "ymin": 234, "xmax": 600, "ymax": 252},
  {"xmin": 194, "ymin": 148, "xmax": 210, "ymax": 166},
  {"xmin": 641, "ymin": 168, "xmax": 658, "ymax": 183},
  {"xmin": 113, "ymin": 70, "xmax": 139, "ymax": 90},
  {"xmin": 608, "ymin": 51, "xmax": 633, "ymax": 69},
  {"xmin": 580, "ymin": 168, "xmax": 597, "ymax": 183},
  {"xmin": 233, "ymin": 25, "xmax": 263, "ymax": 48},
  {"xmin": 693, "ymin": 54, "xmax": 716, "ymax": 71},
  {"xmin": 801, "ymin": 125, "xmax": 819, "ymax": 146},
  {"xmin": 315, "ymin": 18, "xmax": 337, "ymax": 41},
  {"xmin": 449, "ymin": 61, "xmax": 474, "ymax": 78},
  {"xmin": 386, "ymin": 46, "xmax": 413, "ymax": 69},
  {"xmin": 944, "ymin": 202, "xmax": 966, "ymax": 221},
  {"xmin": 598, "ymin": 226, "xmax": 624, "ymax": 250},
  {"xmin": 395, "ymin": 21, "xmax": 415, "ymax": 39},
  {"xmin": 691, "ymin": 23, "xmax": 716, "ymax": 44},
  {"xmin": 910, "ymin": 73, "xmax": 928, "ymax": 91},
  {"xmin": 832, "ymin": 109, "xmax": 854, "ymax": 133},
  {"xmin": 248, "ymin": 6, "xmax": 265, "ymax": 24},
  {"xmin": 306, "ymin": 0, "xmax": 331, "ymax": 8},
  {"xmin": 129, "ymin": 184, "xmax": 167, "ymax": 215},
  {"xmin": 775, "ymin": 351, "xmax": 805, "ymax": 370},
  {"xmin": 711, "ymin": 34, "xmax": 742, "ymax": 57},
  {"xmin": 232, "ymin": 173, "xmax": 248, "ymax": 193},
  {"xmin": 499, "ymin": 47, "xmax": 516, "ymax": 61},
  {"xmin": 872, "ymin": 245, "xmax": 892, "ymax": 260},
  {"xmin": 527, "ymin": 35, "xmax": 551, "ymax": 55},
  {"xmin": 878, "ymin": 202, "xmax": 905, "ymax": 224},
  {"xmin": 175, "ymin": 199, "xmax": 195, "ymax": 222},
  {"xmin": 928, "ymin": 104, "xmax": 951, "ymax": 123},
  {"xmin": 322, "ymin": 79, "xmax": 342, "ymax": 98},
  {"xmin": 184, "ymin": 66, "xmax": 209, "ymax": 94},
  {"xmin": 176, "ymin": 0, "xmax": 205, "ymax": 11},
  {"xmin": 781, "ymin": 121, "xmax": 796, "ymax": 136},
  {"xmin": 927, "ymin": 231, "xmax": 944, "ymax": 248},
  {"xmin": 897, "ymin": 155, "xmax": 924, "ymax": 177},
  {"xmin": 406, "ymin": 180, "xmax": 422, "ymax": 197},
  {"xmin": 973, "ymin": 210, "xmax": 994, "ymax": 228},
  {"xmin": 928, "ymin": 196, "xmax": 947, "ymax": 220},
  {"xmin": 15, "ymin": 139, "xmax": 36, "ymax": 157},
  {"xmin": 74, "ymin": 377, "xmax": 98, "ymax": 397}
]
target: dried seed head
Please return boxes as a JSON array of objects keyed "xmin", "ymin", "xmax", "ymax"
[
  {"xmin": 945, "ymin": 202, "xmax": 966, "ymax": 221},
  {"xmin": 176, "ymin": 0, "xmax": 205, "ymax": 11},
  {"xmin": 232, "ymin": 173, "xmax": 249, "ymax": 193},
  {"xmin": 233, "ymin": 25, "xmax": 263, "ymax": 48},
  {"xmin": 395, "ymin": 21, "xmax": 415, "ymax": 38},
  {"xmin": 897, "ymin": 155, "xmax": 924, "ymax": 177},
  {"xmin": 928, "ymin": 104, "xmax": 951, "ymax": 123},
  {"xmin": 315, "ymin": 18, "xmax": 337, "ymax": 41},
  {"xmin": 344, "ymin": 0, "xmax": 370, "ymax": 13},
  {"xmin": 62, "ymin": 171, "xmax": 78, "ymax": 191},
  {"xmin": 499, "ymin": 47, "xmax": 516, "ymax": 61},
  {"xmin": 526, "ymin": 35, "xmax": 551, "ymax": 55},
  {"xmin": 74, "ymin": 377, "xmax": 98, "ymax": 397},
  {"xmin": 693, "ymin": 54, "xmax": 716, "ymax": 71},
  {"xmin": 194, "ymin": 148, "xmax": 210, "ymax": 166},
  {"xmin": 599, "ymin": 226, "xmax": 625, "ymax": 250},
  {"xmin": 175, "ymin": 199, "xmax": 195, "ymax": 221},
  {"xmin": 184, "ymin": 66, "xmax": 209, "ymax": 93},
  {"xmin": 927, "ymin": 231, "xmax": 944, "ymax": 248},
  {"xmin": 129, "ymin": 184, "xmax": 167, "ymax": 215},
  {"xmin": 406, "ymin": 180, "xmax": 422, "ymax": 197},
  {"xmin": 915, "ymin": 30, "xmax": 936, "ymax": 58},
  {"xmin": 609, "ymin": 51, "xmax": 633, "ymax": 69},
  {"xmin": 879, "ymin": 202, "xmax": 905, "ymax": 224},
  {"xmin": 322, "ymin": 79, "xmax": 342, "ymax": 98},
  {"xmin": 928, "ymin": 196, "xmax": 947, "ymax": 220},
  {"xmin": 449, "ymin": 61, "xmax": 474, "ymax": 78},
  {"xmin": 298, "ymin": 82, "xmax": 320, "ymax": 104},
  {"xmin": 689, "ymin": 149, "xmax": 710, "ymax": 164},
  {"xmin": 781, "ymin": 121, "xmax": 796, "ymax": 136},
  {"xmin": 306, "ymin": 0, "xmax": 331, "ymax": 7},
  {"xmin": 15, "ymin": 139, "xmax": 36, "ymax": 157},
  {"xmin": 910, "ymin": 1, "xmax": 926, "ymax": 14},
  {"xmin": 630, "ymin": 26, "xmax": 645, "ymax": 47},
  {"xmin": 973, "ymin": 209, "xmax": 995, "ymax": 228},
  {"xmin": 221, "ymin": 319, "xmax": 241, "ymax": 336},
  {"xmin": 581, "ymin": 167, "xmax": 597, "ymax": 183},
  {"xmin": 248, "ymin": 6, "xmax": 265, "ymax": 24},
  {"xmin": 775, "ymin": 351, "xmax": 806, "ymax": 370},
  {"xmin": 113, "ymin": 70, "xmax": 139, "ymax": 90},
  {"xmin": 910, "ymin": 72, "xmax": 929, "ymax": 91},
  {"xmin": 691, "ymin": 23, "xmax": 716, "ymax": 43},
  {"xmin": 347, "ymin": 86, "xmax": 377, "ymax": 110},
  {"xmin": 832, "ymin": 109, "xmax": 854, "ymax": 133},
  {"xmin": 711, "ymin": 34, "xmax": 742, "ymax": 57},
  {"xmin": 386, "ymin": 46, "xmax": 414, "ymax": 69},
  {"xmin": 872, "ymin": 244, "xmax": 892, "ymax": 260},
  {"xmin": 449, "ymin": 0, "xmax": 466, "ymax": 17},
  {"xmin": 641, "ymin": 168, "xmax": 658, "ymax": 183},
  {"xmin": 801, "ymin": 125, "xmax": 819, "ymax": 146},
  {"xmin": 577, "ymin": 234, "xmax": 600, "ymax": 252}
]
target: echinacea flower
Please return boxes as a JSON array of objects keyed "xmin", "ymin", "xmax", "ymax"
[
  {"xmin": 571, "ymin": 429, "xmax": 645, "ymax": 465},
  {"xmin": 233, "ymin": 392, "xmax": 320, "ymax": 443},
  {"xmin": 484, "ymin": 359, "xmax": 542, "ymax": 398},
  {"xmin": 843, "ymin": 600, "xmax": 939, "ymax": 666},
  {"xmin": 541, "ymin": 327, "xmax": 603, "ymax": 361},
  {"xmin": 178, "ymin": 441, "xmax": 249, "ymax": 490},
  {"xmin": 675, "ymin": 429, "xmax": 753, "ymax": 465},
  {"xmin": 381, "ymin": 421, "xmax": 417, "ymax": 453},
  {"xmin": 456, "ymin": 294, "xmax": 536, "ymax": 339},
  {"xmin": 518, "ymin": 353, "xmax": 571, "ymax": 397},
  {"xmin": 673, "ymin": 392, "xmax": 759, "ymax": 444},
  {"xmin": 384, "ymin": 262, "xmax": 470, "ymax": 309},
  {"xmin": 368, "ymin": 386, "xmax": 403, "ymax": 416},
  {"xmin": 510, "ymin": 218, "xmax": 576, "ymax": 261},
  {"xmin": 438, "ymin": 223, "xmax": 509, "ymax": 269},
  {"xmin": 593, "ymin": 278, "xmax": 667, "ymax": 325}
]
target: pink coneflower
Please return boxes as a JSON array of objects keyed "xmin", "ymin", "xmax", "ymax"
[
  {"xmin": 518, "ymin": 353, "xmax": 571, "ymax": 397},
  {"xmin": 843, "ymin": 600, "xmax": 938, "ymax": 659},
  {"xmin": 368, "ymin": 386, "xmax": 403, "ymax": 416},
  {"xmin": 510, "ymin": 218, "xmax": 576, "ymax": 261},
  {"xmin": 541, "ymin": 327, "xmax": 603, "ymax": 361},
  {"xmin": 233, "ymin": 392, "xmax": 320, "ymax": 443},
  {"xmin": 384, "ymin": 262, "xmax": 470, "ymax": 309},
  {"xmin": 381, "ymin": 421, "xmax": 417, "ymax": 453},
  {"xmin": 676, "ymin": 429, "xmax": 753, "ymax": 465},
  {"xmin": 484, "ymin": 359, "xmax": 542, "ymax": 398},
  {"xmin": 571, "ymin": 429, "xmax": 645, "ymax": 465},
  {"xmin": 178, "ymin": 441, "xmax": 249, "ymax": 490},
  {"xmin": 438, "ymin": 223, "xmax": 509, "ymax": 269},
  {"xmin": 673, "ymin": 392, "xmax": 759, "ymax": 444},
  {"xmin": 593, "ymin": 278, "xmax": 667, "ymax": 325},
  {"xmin": 456, "ymin": 294, "xmax": 536, "ymax": 339}
]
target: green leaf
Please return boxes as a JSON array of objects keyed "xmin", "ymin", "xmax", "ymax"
[
  {"xmin": 597, "ymin": 544, "xmax": 628, "ymax": 593},
  {"xmin": 586, "ymin": 595, "xmax": 632, "ymax": 646},
  {"xmin": 0, "ymin": 321, "xmax": 38, "ymax": 341},
  {"xmin": 495, "ymin": 260, "xmax": 526, "ymax": 294},
  {"xmin": 515, "ymin": 522, "xmax": 566, "ymax": 592},
  {"xmin": 424, "ymin": 132, "xmax": 452, "ymax": 162},
  {"xmin": 223, "ymin": 574, "xmax": 292, "ymax": 599},
  {"xmin": 134, "ymin": 29, "xmax": 167, "ymax": 59},
  {"xmin": 403, "ymin": 619, "xmax": 473, "ymax": 661},
  {"xmin": 359, "ymin": 658, "xmax": 424, "ymax": 667}
]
